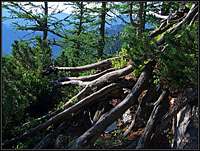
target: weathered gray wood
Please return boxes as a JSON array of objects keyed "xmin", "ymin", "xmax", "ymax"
[
  {"xmin": 149, "ymin": 9, "xmax": 189, "ymax": 40},
  {"xmin": 123, "ymin": 85, "xmax": 158, "ymax": 136},
  {"xmin": 2, "ymin": 83, "xmax": 121, "ymax": 147},
  {"xmin": 63, "ymin": 64, "xmax": 134, "ymax": 108},
  {"xmin": 136, "ymin": 90, "xmax": 169, "ymax": 149},
  {"xmin": 189, "ymin": 12, "xmax": 198, "ymax": 26},
  {"xmin": 33, "ymin": 122, "xmax": 68, "ymax": 149},
  {"xmin": 154, "ymin": 89, "xmax": 198, "ymax": 139},
  {"xmin": 55, "ymin": 68, "xmax": 116, "ymax": 83},
  {"xmin": 88, "ymin": 64, "xmax": 133, "ymax": 89},
  {"xmin": 149, "ymin": 21, "xmax": 172, "ymax": 39},
  {"xmin": 157, "ymin": 4, "xmax": 198, "ymax": 46},
  {"xmin": 169, "ymin": 4, "xmax": 198, "ymax": 34},
  {"xmin": 43, "ymin": 57, "xmax": 119, "ymax": 75},
  {"xmin": 147, "ymin": 11, "xmax": 168, "ymax": 19},
  {"xmin": 92, "ymin": 102, "xmax": 107, "ymax": 124},
  {"xmin": 55, "ymin": 80, "xmax": 89, "ymax": 87},
  {"xmin": 3, "ymin": 73, "xmax": 138, "ymax": 148},
  {"xmin": 70, "ymin": 60, "xmax": 156, "ymax": 149},
  {"xmin": 172, "ymin": 104, "xmax": 198, "ymax": 149},
  {"xmin": 139, "ymin": 88, "xmax": 198, "ymax": 149}
]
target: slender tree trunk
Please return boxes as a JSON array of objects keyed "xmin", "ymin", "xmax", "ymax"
[
  {"xmin": 77, "ymin": 2, "xmax": 84, "ymax": 36},
  {"xmin": 138, "ymin": 2, "xmax": 145, "ymax": 33},
  {"xmin": 43, "ymin": 2, "xmax": 48, "ymax": 41},
  {"xmin": 98, "ymin": 2, "xmax": 107, "ymax": 58},
  {"xmin": 42, "ymin": 2, "xmax": 51, "ymax": 67},
  {"xmin": 73, "ymin": 2, "xmax": 84, "ymax": 68},
  {"xmin": 76, "ymin": 2, "xmax": 84, "ymax": 52},
  {"xmin": 129, "ymin": 2, "xmax": 134, "ymax": 26}
]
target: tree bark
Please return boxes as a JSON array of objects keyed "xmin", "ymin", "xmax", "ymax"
[
  {"xmin": 129, "ymin": 2, "xmax": 134, "ymax": 26},
  {"xmin": 70, "ymin": 60, "xmax": 156, "ymax": 149},
  {"xmin": 157, "ymin": 4, "xmax": 198, "ymax": 46},
  {"xmin": 43, "ymin": 2, "xmax": 48, "ymax": 41},
  {"xmin": 43, "ymin": 57, "xmax": 120, "ymax": 74},
  {"xmin": 171, "ymin": 105, "xmax": 198, "ymax": 149},
  {"xmin": 98, "ymin": 2, "xmax": 107, "ymax": 58},
  {"xmin": 2, "ymin": 83, "xmax": 124, "ymax": 147},
  {"xmin": 147, "ymin": 88, "xmax": 198, "ymax": 149},
  {"xmin": 33, "ymin": 122, "xmax": 68, "ymax": 149},
  {"xmin": 123, "ymin": 85, "xmax": 159, "ymax": 136},
  {"xmin": 138, "ymin": 2, "xmax": 145, "ymax": 33},
  {"xmin": 63, "ymin": 64, "xmax": 134, "ymax": 107},
  {"xmin": 136, "ymin": 90, "xmax": 170, "ymax": 149},
  {"xmin": 55, "ymin": 68, "xmax": 115, "ymax": 83}
]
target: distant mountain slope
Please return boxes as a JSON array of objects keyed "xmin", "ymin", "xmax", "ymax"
[{"xmin": 2, "ymin": 9, "xmax": 154, "ymax": 58}]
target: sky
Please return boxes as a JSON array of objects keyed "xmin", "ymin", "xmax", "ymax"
[{"xmin": 2, "ymin": 2, "xmax": 101, "ymax": 14}]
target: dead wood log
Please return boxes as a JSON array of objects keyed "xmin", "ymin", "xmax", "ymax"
[
  {"xmin": 189, "ymin": 12, "xmax": 198, "ymax": 26},
  {"xmin": 135, "ymin": 88, "xmax": 198, "ymax": 150},
  {"xmin": 92, "ymin": 103, "xmax": 106, "ymax": 124},
  {"xmin": 123, "ymin": 85, "xmax": 159, "ymax": 136},
  {"xmin": 157, "ymin": 4, "xmax": 198, "ymax": 46},
  {"xmin": 169, "ymin": 4, "xmax": 198, "ymax": 34},
  {"xmin": 147, "ymin": 11, "xmax": 168, "ymax": 19},
  {"xmin": 136, "ymin": 90, "xmax": 170, "ymax": 149},
  {"xmin": 3, "ymin": 77, "xmax": 137, "ymax": 148},
  {"xmin": 171, "ymin": 104, "xmax": 198, "ymax": 149},
  {"xmin": 171, "ymin": 88, "xmax": 198, "ymax": 149},
  {"xmin": 55, "ymin": 80, "xmax": 89, "ymax": 87},
  {"xmin": 2, "ymin": 83, "xmax": 121, "ymax": 147},
  {"xmin": 43, "ymin": 57, "xmax": 119, "ymax": 75},
  {"xmin": 149, "ymin": 9, "xmax": 189, "ymax": 40},
  {"xmin": 149, "ymin": 22, "xmax": 173, "ymax": 39},
  {"xmin": 55, "ymin": 68, "xmax": 116, "ymax": 83},
  {"xmin": 70, "ymin": 60, "xmax": 156, "ymax": 149},
  {"xmin": 63, "ymin": 64, "xmax": 134, "ymax": 108},
  {"xmin": 33, "ymin": 121, "xmax": 68, "ymax": 149},
  {"xmin": 153, "ymin": 88, "xmax": 198, "ymax": 139},
  {"xmin": 88, "ymin": 64, "xmax": 133, "ymax": 89}
]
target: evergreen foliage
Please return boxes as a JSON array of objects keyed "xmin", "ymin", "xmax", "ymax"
[{"xmin": 1, "ymin": 1, "xmax": 198, "ymax": 149}]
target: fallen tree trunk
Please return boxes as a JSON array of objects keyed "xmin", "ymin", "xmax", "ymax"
[
  {"xmin": 70, "ymin": 60, "xmax": 156, "ymax": 149},
  {"xmin": 63, "ymin": 64, "xmax": 134, "ymax": 107},
  {"xmin": 157, "ymin": 4, "xmax": 198, "ymax": 46},
  {"xmin": 149, "ymin": 22, "xmax": 173, "ymax": 39},
  {"xmin": 33, "ymin": 121, "xmax": 68, "ymax": 149},
  {"xmin": 136, "ymin": 90, "xmax": 170, "ymax": 149},
  {"xmin": 3, "ymin": 74, "xmax": 138, "ymax": 148},
  {"xmin": 169, "ymin": 4, "xmax": 198, "ymax": 34},
  {"xmin": 147, "ymin": 11, "xmax": 168, "ymax": 19},
  {"xmin": 134, "ymin": 88, "xmax": 198, "ymax": 150},
  {"xmin": 123, "ymin": 85, "xmax": 159, "ymax": 136},
  {"xmin": 87, "ymin": 64, "xmax": 133, "ymax": 89},
  {"xmin": 43, "ymin": 57, "xmax": 119, "ymax": 75},
  {"xmin": 154, "ymin": 89, "xmax": 198, "ymax": 140},
  {"xmin": 2, "ymin": 83, "xmax": 123, "ymax": 147},
  {"xmin": 55, "ymin": 68, "xmax": 116, "ymax": 83},
  {"xmin": 55, "ymin": 80, "xmax": 89, "ymax": 87},
  {"xmin": 189, "ymin": 12, "xmax": 198, "ymax": 26},
  {"xmin": 149, "ymin": 9, "xmax": 188, "ymax": 39},
  {"xmin": 171, "ymin": 104, "xmax": 198, "ymax": 149}
]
